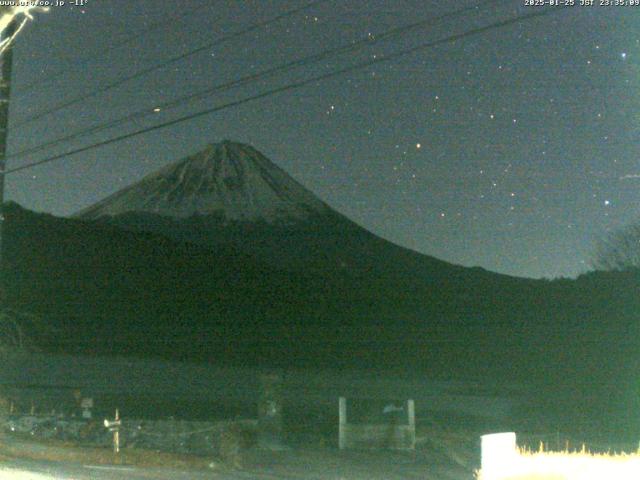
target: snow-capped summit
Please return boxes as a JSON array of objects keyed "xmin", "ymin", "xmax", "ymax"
[{"xmin": 76, "ymin": 141, "xmax": 331, "ymax": 222}]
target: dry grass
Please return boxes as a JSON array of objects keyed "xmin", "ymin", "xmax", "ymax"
[
  {"xmin": 477, "ymin": 444, "xmax": 640, "ymax": 480},
  {"xmin": 0, "ymin": 432, "xmax": 216, "ymax": 470}
]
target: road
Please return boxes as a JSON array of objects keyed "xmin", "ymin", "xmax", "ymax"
[
  {"xmin": 0, "ymin": 460, "xmax": 285, "ymax": 480},
  {"xmin": 1, "ymin": 449, "xmax": 472, "ymax": 479}
]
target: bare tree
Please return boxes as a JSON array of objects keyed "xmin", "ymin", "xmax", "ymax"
[
  {"xmin": 592, "ymin": 224, "xmax": 640, "ymax": 271},
  {"xmin": 0, "ymin": 306, "xmax": 49, "ymax": 352},
  {"xmin": 0, "ymin": 308, "xmax": 25, "ymax": 349}
]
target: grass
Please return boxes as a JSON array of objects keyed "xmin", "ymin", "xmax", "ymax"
[
  {"xmin": 476, "ymin": 444, "xmax": 640, "ymax": 480},
  {"xmin": 0, "ymin": 432, "xmax": 218, "ymax": 471}
]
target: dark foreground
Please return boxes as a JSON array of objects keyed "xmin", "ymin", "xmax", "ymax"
[{"xmin": 2, "ymin": 447, "xmax": 472, "ymax": 480}]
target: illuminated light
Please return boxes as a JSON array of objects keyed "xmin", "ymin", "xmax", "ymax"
[
  {"xmin": 153, "ymin": 107, "xmax": 161, "ymax": 112},
  {"xmin": 0, "ymin": 6, "xmax": 49, "ymax": 55},
  {"xmin": 0, "ymin": 467, "xmax": 56, "ymax": 479},
  {"xmin": 416, "ymin": 143, "xmax": 421, "ymax": 149},
  {"xmin": 481, "ymin": 432, "xmax": 519, "ymax": 478}
]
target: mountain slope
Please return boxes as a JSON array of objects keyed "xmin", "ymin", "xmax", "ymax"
[
  {"xmin": 2, "ymin": 202, "xmax": 542, "ymax": 375},
  {"xmin": 76, "ymin": 140, "xmax": 330, "ymax": 223},
  {"xmin": 74, "ymin": 141, "xmax": 505, "ymax": 281},
  {"xmin": 67, "ymin": 141, "xmax": 564, "ymax": 373}
]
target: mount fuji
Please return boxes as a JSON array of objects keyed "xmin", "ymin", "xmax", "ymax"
[
  {"xmin": 74, "ymin": 140, "xmax": 480, "ymax": 280},
  {"xmin": 77, "ymin": 141, "xmax": 331, "ymax": 223}
]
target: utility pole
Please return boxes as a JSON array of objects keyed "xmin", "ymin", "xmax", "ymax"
[{"xmin": 0, "ymin": 18, "xmax": 16, "ymax": 269}]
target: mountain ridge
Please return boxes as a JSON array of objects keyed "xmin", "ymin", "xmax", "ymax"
[
  {"xmin": 74, "ymin": 141, "xmax": 519, "ymax": 282},
  {"xmin": 75, "ymin": 141, "xmax": 331, "ymax": 223}
]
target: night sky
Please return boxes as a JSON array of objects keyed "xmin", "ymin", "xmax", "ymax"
[{"xmin": 4, "ymin": 1, "xmax": 639, "ymax": 279}]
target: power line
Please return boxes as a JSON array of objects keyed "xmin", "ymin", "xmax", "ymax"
[
  {"xmin": 7, "ymin": 0, "xmax": 508, "ymax": 161},
  {"xmin": 6, "ymin": 6, "xmax": 570, "ymax": 176},
  {"xmin": 12, "ymin": 0, "xmax": 330, "ymax": 128},
  {"xmin": 15, "ymin": 0, "xmax": 215, "ymax": 96}
]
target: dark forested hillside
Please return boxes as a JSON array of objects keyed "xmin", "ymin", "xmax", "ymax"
[{"xmin": 2, "ymin": 202, "xmax": 637, "ymax": 376}]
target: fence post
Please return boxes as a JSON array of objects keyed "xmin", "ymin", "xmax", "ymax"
[
  {"xmin": 407, "ymin": 399, "xmax": 415, "ymax": 450},
  {"xmin": 114, "ymin": 409, "xmax": 120, "ymax": 454},
  {"xmin": 338, "ymin": 397, "xmax": 347, "ymax": 450},
  {"xmin": 258, "ymin": 372, "xmax": 284, "ymax": 449},
  {"xmin": 104, "ymin": 409, "xmax": 122, "ymax": 454}
]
